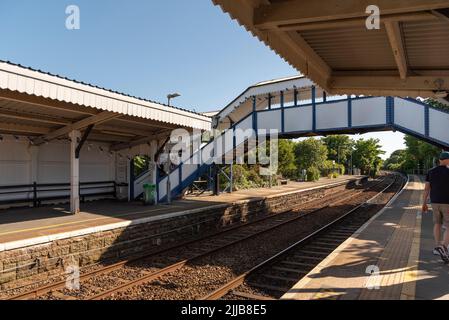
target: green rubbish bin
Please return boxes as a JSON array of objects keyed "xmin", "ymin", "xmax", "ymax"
[{"xmin": 143, "ymin": 184, "xmax": 156, "ymax": 205}]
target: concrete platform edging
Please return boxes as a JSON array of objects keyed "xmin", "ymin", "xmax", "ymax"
[
  {"xmin": 0, "ymin": 177, "xmax": 363, "ymax": 289},
  {"xmin": 0, "ymin": 177, "xmax": 362, "ymax": 252},
  {"xmin": 0, "ymin": 203, "xmax": 230, "ymax": 253},
  {"xmin": 281, "ymin": 174, "xmax": 409, "ymax": 300}
]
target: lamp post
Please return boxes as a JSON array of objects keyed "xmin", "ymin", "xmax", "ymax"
[
  {"xmin": 337, "ymin": 145, "xmax": 341, "ymax": 175},
  {"xmin": 167, "ymin": 93, "xmax": 181, "ymax": 107},
  {"xmin": 350, "ymin": 150, "xmax": 353, "ymax": 175},
  {"xmin": 337, "ymin": 146, "xmax": 341, "ymax": 165}
]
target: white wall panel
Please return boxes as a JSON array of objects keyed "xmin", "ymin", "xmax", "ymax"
[
  {"xmin": 0, "ymin": 161, "xmax": 30, "ymax": 186},
  {"xmin": 257, "ymin": 109, "xmax": 282, "ymax": 132},
  {"xmin": 182, "ymin": 164, "xmax": 198, "ymax": 181},
  {"xmin": 169, "ymin": 169, "xmax": 180, "ymax": 190},
  {"xmin": 316, "ymin": 101, "xmax": 348, "ymax": 130},
  {"xmin": 214, "ymin": 134, "xmax": 225, "ymax": 158},
  {"xmin": 235, "ymin": 115, "xmax": 256, "ymax": 153},
  {"xmin": 394, "ymin": 98, "xmax": 425, "ymax": 135},
  {"xmin": 352, "ymin": 97, "xmax": 387, "ymax": 127},
  {"xmin": 201, "ymin": 143, "xmax": 215, "ymax": 165},
  {"xmin": 0, "ymin": 139, "xmax": 31, "ymax": 185},
  {"xmin": 0, "ymin": 138, "xmax": 115, "ymax": 186},
  {"xmin": 38, "ymin": 142, "xmax": 70, "ymax": 183},
  {"xmin": 429, "ymin": 109, "xmax": 449, "ymax": 145},
  {"xmin": 284, "ymin": 106, "xmax": 313, "ymax": 133},
  {"xmin": 236, "ymin": 115, "xmax": 253, "ymax": 132},
  {"xmin": 223, "ymin": 129, "xmax": 234, "ymax": 155},
  {"xmin": 158, "ymin": 178, "xmax": 167, "ymax": 200}
]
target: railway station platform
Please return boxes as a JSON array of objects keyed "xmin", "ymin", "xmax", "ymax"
[
  {"xmin": 0, "ymin": 175, "xmax": 362, "ymax": 250},
  {"xmin": 282, "ymin": 175, "xmax": 449, "ymax": 300}
]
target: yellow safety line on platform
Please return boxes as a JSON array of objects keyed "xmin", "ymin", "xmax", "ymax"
[
  {"xmin": 0, "ymin": 205, "xmax": 181, "ymax": 237},
  {"xmin": 400, "ymin": 210, "xmax": 422, "ymax": 300}
]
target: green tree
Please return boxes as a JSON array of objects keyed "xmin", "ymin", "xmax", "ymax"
[
  {"xmin": 352, "ymin": 138, "xmax": 385, "ymax": 177},
  {"xmin": 295, "ymin": 138, "xmax": 328, "ymax": 171},
  {"xmin": 277, "ymin": 139, "xmax": 297, "ymax": 178},
  {"xmin": 384, "ymin": 135, "xmax": 441, "ymax": 174},
  {"xmin": 321, "ymin": 160, "xmax": 345, "ymax": 176},
  {"xmin": 403, "ymin": 135, "xmax": 440, "ymax": 172},
  {"xmin": 133, "ymin": 155, "xmax": 151, "ymax": 177},
  {"xmin": 322, "ymin": 135, "xmax": 354, "ymax": 166},
  {"xmin": 383, "ymin": 149, "xmax": 407, "ymax": 171}
]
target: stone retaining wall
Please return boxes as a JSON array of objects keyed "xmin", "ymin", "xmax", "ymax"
[{"xmin": 0, "ymin": 178, "xmax": 361, "ymax": 291}]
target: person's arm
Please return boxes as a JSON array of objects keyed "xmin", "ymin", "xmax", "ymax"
[{"xmin": 422, "ymin": 182, "xmax": 431, "ymax": 212}]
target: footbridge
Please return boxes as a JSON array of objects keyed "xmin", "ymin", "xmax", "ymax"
[{"xmin": 156, "ymin": 76, "xmax": 449, "ymax": 203}]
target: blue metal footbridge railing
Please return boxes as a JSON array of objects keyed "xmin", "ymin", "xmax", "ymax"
[{"xmin": 157, "ymin": 82, "xmax": 449, "ymax": 203}]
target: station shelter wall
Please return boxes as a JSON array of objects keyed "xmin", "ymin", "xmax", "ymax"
[{"xmin": 0, "ymin": 135, "xmax": 116, "ymax": 186}]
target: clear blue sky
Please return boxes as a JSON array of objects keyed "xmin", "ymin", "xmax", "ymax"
[{"xmin": 0, "ymin": 0, "xmax": 405, "ymax": 157}]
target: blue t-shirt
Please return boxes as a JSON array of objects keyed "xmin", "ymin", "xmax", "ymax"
[{"xmin": 425, "ymin": 166, "xmax": 449, "ymax": 204}]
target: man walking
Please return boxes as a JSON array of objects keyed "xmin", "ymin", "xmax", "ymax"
[{"xmin": 422, "ymin": 151, "xmax": 449, "ymax": 263}]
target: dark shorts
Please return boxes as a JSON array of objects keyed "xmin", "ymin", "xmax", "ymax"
[{"xmin": 432, "ymin": 203, "xmax": 449, "ymax": 227}]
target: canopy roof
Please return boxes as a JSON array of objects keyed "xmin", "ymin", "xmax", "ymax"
[
  {"xmin": 213, "ymin": 0, "xmax": 449, "ymax": 98},
  {"xmin": 215, "ymin": 75, "xmax": 319, "ymax": 128},
  {"xmin": 0, "ymin": 61, "xmax": 211, "ymax": 150}
]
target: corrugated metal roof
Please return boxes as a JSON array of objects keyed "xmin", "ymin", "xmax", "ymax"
[
  {"xmin": 403, "ymin": 20, "xmax": 449, "ymax": 69},
  {"xmin": 0, "ymin": 60, "xmax": 207, "ymax": 116},
  {"xmin": 0, "ymin": 60, "xmax": 211, "ymax": 131},
  {"xmin": 301, "ymin": 27, "xmax": 397, "ymax": 71},
  {"xmin": 216, "ymin": 75, "xmax": 316, "ymax": 127},
  {"xmin": 213, "ymin": 0, "xmax": 449, "ymax": 97}
]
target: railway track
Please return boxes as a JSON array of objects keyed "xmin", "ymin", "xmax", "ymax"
[
  {"xmin": 202, "ymin": 174, "xmax": 404, "ymax": 300},
  {"xmin": 7, "ymin": 176, "xmax": 394, "ymax": 300},
  {"xmin": 6, "ymin": 178, "xmax": 366, "ymax": 300}
]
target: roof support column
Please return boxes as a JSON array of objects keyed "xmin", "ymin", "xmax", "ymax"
[
  {"xmin": 252, "ymin": 95, "xmax": 258, "ymax": 136},
  {"xmin": 69, "ymin": 130, "xmax": 81, "ymax": 214},
  {"xmin": 312, "ymin": 86, "xmax": 317, "ymax": 133},
  {"xmin": 347, "ymin": 95, "xmax": 353, "ymax": 128},
  {"xmin": 294, "ymin": 89, "xmax": 298, "ymax": 107},
  {"xmin": 149, "ymin": 140, "xmax": 158, "ymax": 186},
  {"xmin": 280, "ymin": 91, "xmax": 285, "ymax": 134}
]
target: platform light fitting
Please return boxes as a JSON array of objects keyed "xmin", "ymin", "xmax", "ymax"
[{"xmin": 167, "ymin": 93, "xmax": 181, "ymax": 106}]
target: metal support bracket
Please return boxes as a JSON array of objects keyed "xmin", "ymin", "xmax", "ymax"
[{"xmin": 75, "ymin": 124, "xmax": 94, "ymax": 159}]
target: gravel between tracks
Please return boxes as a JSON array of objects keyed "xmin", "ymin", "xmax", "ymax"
[
  {"xmin": 2, "ymin": 182, "xmax": 353, "ymax": 299},
  {"xmin": 105, "ymin": 178, "xmax": 396, "ymax": 300},
  {"xmin": 4, "ymin": 177, "xmax": 393, "ymax": 300}
]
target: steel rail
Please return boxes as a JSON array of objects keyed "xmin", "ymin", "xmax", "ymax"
[
  {"xmin": 87, "ymin": 177, "xmax": 390, "ymax": 300},
  {"xmin": 201, "ymin": 174, "xmax": 402, "ymax": 300},
  {"xmin": 9, "ymin": 178, "xmax": 367, "ymax": 300}
]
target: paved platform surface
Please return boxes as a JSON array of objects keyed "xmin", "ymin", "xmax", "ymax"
[
  {"xmin": 282, "ymin": 175, "xmax": 449, "ymax": 300},
  {"xmin": 0, "ymin": 176, "xmax": 360, "ymax": 247}
]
